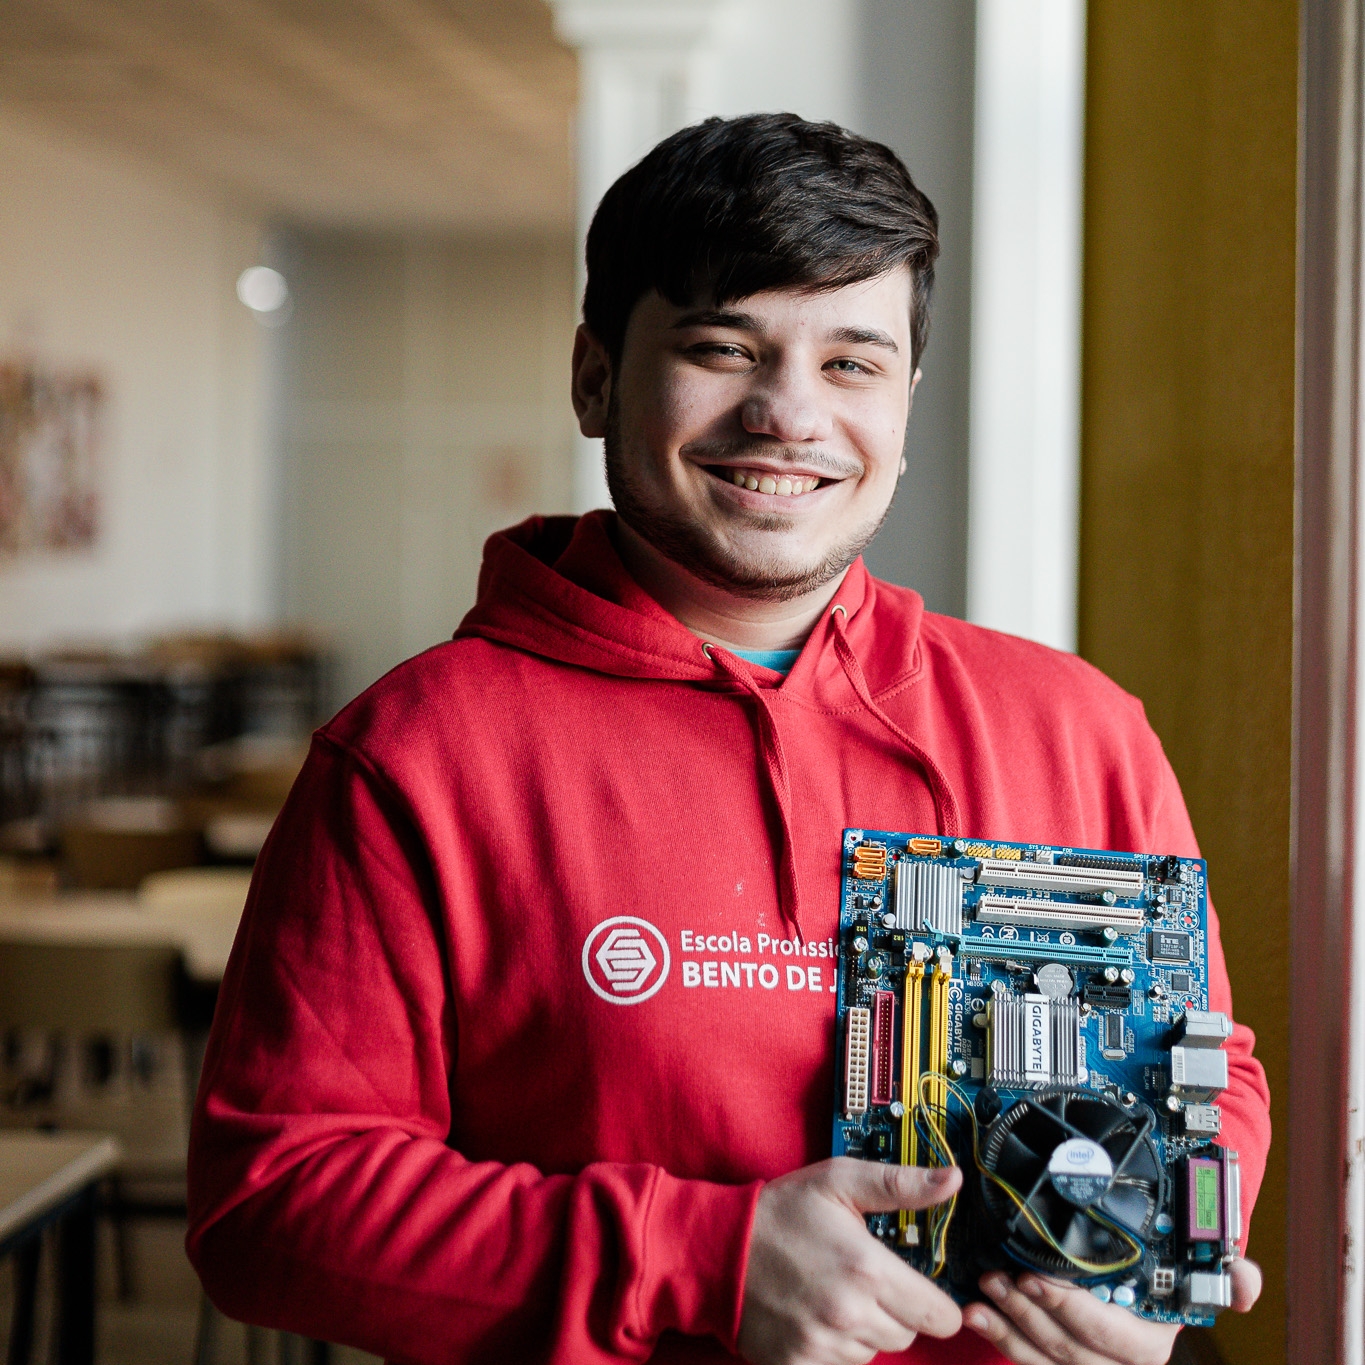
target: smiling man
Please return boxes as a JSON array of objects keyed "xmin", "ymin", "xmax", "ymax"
[{"xmin": 187, "ymin": 115, "xmax": 1270, "ymax": 1365}]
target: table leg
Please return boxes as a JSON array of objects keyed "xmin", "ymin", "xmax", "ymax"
[
  {"xmin": 54, "ymin": 1189, "xmax": 96, "ymax": 1365},
  {"xmin": 7, "ymin": 1237, "xmax": 41, "ymax": 1365}
]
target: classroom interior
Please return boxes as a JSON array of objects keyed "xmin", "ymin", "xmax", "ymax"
[{"xmin": 0, "ymin": 4, "xmax": 1304, "ymax": 1365}]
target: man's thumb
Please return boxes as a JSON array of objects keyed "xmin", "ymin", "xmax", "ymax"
[{"xmin": 837, "ymin": 1159, "xmax": 963, "ymax": 1214}]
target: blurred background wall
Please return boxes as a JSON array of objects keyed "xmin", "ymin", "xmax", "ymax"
[
  {"xmin": 0, "ymin": 108, "xmax": 274, "ymax": 648},
  {"xmin": 276, "ymin": 233, "xmax": 576, "ymax": 707}
]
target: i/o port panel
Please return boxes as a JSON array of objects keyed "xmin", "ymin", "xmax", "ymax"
[{"xmin": 832, "ymin": 829, "xmax": 1238, "ymax": 1328}]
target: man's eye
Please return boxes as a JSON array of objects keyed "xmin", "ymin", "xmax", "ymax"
[
  {"xmin": 827, "ymin": 358, "xmax": 873, "ymax": 375},
  {"xmin": 691, "ymin": 343, "xmax": 748, "ymax": 359}
]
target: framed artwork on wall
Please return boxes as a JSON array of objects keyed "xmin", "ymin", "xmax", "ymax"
[{"xmin": 0, "ymin": 359, "xmax": 102, "ymax": 555}]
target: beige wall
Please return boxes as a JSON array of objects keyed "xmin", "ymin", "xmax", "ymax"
[
  {"xmin": 1080, "ymin": 4, "xmax": 1296, "ymax": 1362},
  {"xmin": 278, "ymin": 232, "xmax": 577, "ymax": 710},
  {"xmin": 0, "ymin": 107, "xmax": 274, "ymax": 648}
]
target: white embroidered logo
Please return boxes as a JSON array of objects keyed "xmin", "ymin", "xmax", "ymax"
[{"xmin": 582, "ymin": 916, "xmax": 670, "ymax": 1004}]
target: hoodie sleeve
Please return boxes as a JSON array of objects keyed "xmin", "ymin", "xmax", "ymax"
[
  {"xmin": 185, "ymin": 736, "xmax": 761, "ymax": 1365},
  {"xmin": 1145, "ymin": 748, "xmax": 1271, "ymax": 1250}
]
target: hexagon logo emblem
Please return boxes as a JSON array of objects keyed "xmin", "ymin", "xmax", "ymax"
[{"xmin": 581, "ymin": 916, "xmax": 671, "ymax": 1005}]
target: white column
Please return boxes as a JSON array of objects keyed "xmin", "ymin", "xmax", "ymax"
[
  {"xmin": 965, "ymin": 0, "xmax": 1086, "ymax": 652},
  {"xmin": 550, "ymin": 0, "xmax": 744, "ymax": 512}
]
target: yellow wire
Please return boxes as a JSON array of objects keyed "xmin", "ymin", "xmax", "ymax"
[{"xmin": 912, "ymin": 1073, "xmax": 1144, "ymax": 1277}]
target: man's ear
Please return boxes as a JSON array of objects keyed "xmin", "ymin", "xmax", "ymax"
[
  {"xmin": 572, "ymin": 325, "xmax": 613, "ymax": 438},
  {"xmin": 898, "ymin": 368, "xmax": 923, "ymax": 478}
]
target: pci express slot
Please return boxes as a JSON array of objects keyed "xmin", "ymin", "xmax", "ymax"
[
  {"xmin": 898, "ymin": 961, "xmax": 924, "ymax": 1246},
  {"xmin": 845, "ymin": 1007, "xmax": 870, "ymax": 1117},
  {"xmin": 870, "ymin": 991, "xmax": 895, "ymax": 1105},
  {"xmin": 958, "ymin": 935, "xmax": 1134, "ymax": 968},
  {"xmin": 974, "ymin": 858, "xmax": 1144, "ymax": 899},
  {"xmin": 975, "ymin": 893, "xmax": 1145, "ymax": 934}
]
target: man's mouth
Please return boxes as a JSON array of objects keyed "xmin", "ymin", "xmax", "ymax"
[{"xmin": 708, "ymin": 466, "xmax": 828, "ymax": 497}]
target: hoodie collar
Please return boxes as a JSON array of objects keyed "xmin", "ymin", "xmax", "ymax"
[{"xmin": 456, "ymin": 511, "xmax": 923, "ymax": 697}]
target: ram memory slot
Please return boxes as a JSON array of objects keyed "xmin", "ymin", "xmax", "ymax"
[{"xmin": 898, "ymin": 960, "xmax": 925, "ymax": 1246}]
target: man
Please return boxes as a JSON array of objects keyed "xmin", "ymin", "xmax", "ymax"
[{"xmin": 187, "ymin": 114, "xmax": 1269, "ymax": 1365}]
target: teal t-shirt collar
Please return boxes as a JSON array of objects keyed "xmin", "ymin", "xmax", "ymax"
[{"xmin": 729, "ymin": 645, "xmax": 801, "ymax": 676}]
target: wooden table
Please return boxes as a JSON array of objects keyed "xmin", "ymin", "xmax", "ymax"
[
  {"xmin": 0, "ymin": 1132, "xmax": 120, "ymax": 1365},
  {"xmin": 0, "ymin": 887, "xmax": 245, "ymax": 984}
]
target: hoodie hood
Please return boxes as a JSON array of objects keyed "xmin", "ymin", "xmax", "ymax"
[
  {"xmin": 456, "ymin": 510, "xmax": 924, "ymax": 699},
  {"xmin": 456, "ymin": 512, "xmax": 962, "ymax": 938}
]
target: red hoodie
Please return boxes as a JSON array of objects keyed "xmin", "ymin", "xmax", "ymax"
[{"xmin": 186, "ymin": 511, "xmax": 1270, "ymax": 1365}]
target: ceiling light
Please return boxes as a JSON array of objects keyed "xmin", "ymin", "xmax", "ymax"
[{"xmin": 236, "ymin": 266, "xmax": 289, "ymax": 314}]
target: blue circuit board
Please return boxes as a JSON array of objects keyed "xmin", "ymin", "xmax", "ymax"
[{"xmin": 831, "ymin": 830, "xmax": 1240, "ymax": 1326}]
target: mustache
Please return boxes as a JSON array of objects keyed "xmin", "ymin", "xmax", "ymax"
[{"xmin": 680, "ymin": 438, "xmax": 862, "ymax": 479}]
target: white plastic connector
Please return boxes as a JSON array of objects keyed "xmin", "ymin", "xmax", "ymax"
[{"xmin": 845, "ymin": 1007, "xmax": 870, "ymax": 1117}]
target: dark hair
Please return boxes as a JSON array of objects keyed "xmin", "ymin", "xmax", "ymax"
[{"xmin": 583, "ymin": 112, "xmax": 939, "ymax": 371}]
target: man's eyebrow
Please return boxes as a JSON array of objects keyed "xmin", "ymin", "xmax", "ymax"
[
  {"xmin": 828, "ymin": 325, "xmax": 899, "ymax": 354},
  {"xmin": 669, "ymin": 309, "xmax": 764, "ymax": 331}
]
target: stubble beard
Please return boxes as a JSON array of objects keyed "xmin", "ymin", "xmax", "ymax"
[{"xmin": 602, "ymin": 392, "xmax": 892, "ymax": 604}]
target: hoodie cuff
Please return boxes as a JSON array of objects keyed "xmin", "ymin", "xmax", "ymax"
[{"xmin": 632, "ymin": 1173, "xmax": 764, "ymax": 1352}]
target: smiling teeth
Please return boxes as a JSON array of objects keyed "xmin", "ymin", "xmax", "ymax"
[{"xmin": 730, "ymin": 470, "xmax": 819, "ymax": 495}]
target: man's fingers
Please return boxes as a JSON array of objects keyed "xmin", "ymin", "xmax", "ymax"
[
  {"xmin": 962, "ymin": 1301, "xmax": 1060, "ymax": 1365},
  {"xmin": 1231, "ymin": 1258, "xmax": 1263, "ymax": 1312},
  {"xmin": 976, "ymin": 1275, "xmax": 1116, "ymax": 1365},
  {"xmin": 868, "ymin": 1255, "xmax": 963, "ymax": 1340},
  {"xmin": 830, "ymin": 1157, "xmax": 962, "ymax": 1214},
  {"xmin": 976, "ymin": 1273, "xmax": 1180, "ymax": 1365}
]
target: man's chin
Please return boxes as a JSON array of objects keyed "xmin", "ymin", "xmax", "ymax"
[{"xmin": 637, "ymin": 519, "xmax": 866, "ymax": 602}]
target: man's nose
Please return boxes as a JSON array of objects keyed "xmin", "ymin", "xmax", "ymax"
[{"xmin": 739, "ymin": 361, "xmax": 834, "ymax": 444}]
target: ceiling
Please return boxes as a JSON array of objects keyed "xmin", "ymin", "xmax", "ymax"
[{"xmin": 0, "ymin": 0, "xmax": 577, "ymax": 232}]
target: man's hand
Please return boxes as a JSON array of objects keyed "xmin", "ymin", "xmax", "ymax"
[
  {"xmin": 962, "ymin": 1257, "xmax": 1263, "ymax": 1365},
  {"xmin": 738, "ymin": 1158, "xmax": 963, "ymax": 1365}
]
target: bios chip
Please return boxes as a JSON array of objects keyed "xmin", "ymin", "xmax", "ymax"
[
  {"xmin": 1149, "ymin": 930, "xmax": 1192, "ymax": 964},
  {"xmin": 1170, "ymin": 971, "xmax": 1194, "ymax": 994}
]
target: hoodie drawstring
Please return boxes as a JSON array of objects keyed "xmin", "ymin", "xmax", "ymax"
[
  {"xmin": 827, "ymin": 606, "xmax": 963, "ymax": 839},
  {"xmin": 702, "ymin": 610, "xmax": 960, "ymax": 939},
  {"xmin": 703, "ymin": 643, "xmax": 806, "ymax": 940}
]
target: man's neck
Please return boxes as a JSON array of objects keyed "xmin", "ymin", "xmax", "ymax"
[{"xmin": 611, "ymin": 517, "xmax": 849, "ymax": 653}]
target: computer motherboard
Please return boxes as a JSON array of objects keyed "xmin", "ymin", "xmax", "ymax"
[{"xmin": 831, "ymin": 830, "xmax": 1240, "ymax": 1326}]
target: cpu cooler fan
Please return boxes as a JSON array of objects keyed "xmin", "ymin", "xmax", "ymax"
[{"xmin": 978, "ymin": 1090, "xmax": 1165, "ymax": 1277}]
